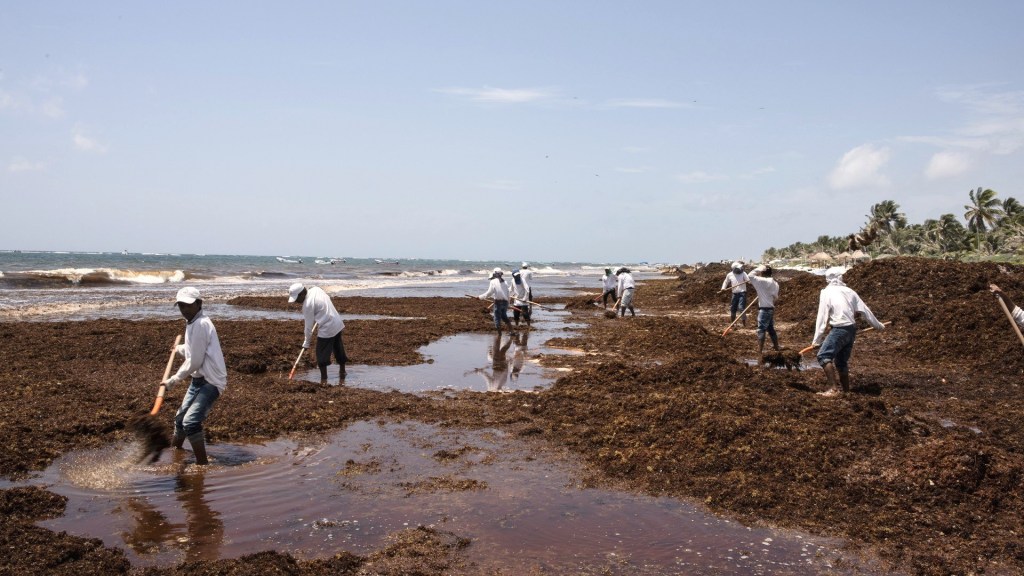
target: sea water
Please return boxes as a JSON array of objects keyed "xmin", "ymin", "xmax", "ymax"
[{"xmin": 0, "ymin": 251, "xmax": 665, "ymax": 320}]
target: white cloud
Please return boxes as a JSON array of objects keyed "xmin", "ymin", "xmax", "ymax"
[
  {"xmin": 72, "ymin": 126, "xmax": 107, "ymax": 153},
  {"xmin": 435, "ymin": 86, "xmax": 556, "ymax": 104},
  {"xmin": 606, "ymin": 98, "xmax": 691, "ymax": 109},
  {"xmin": 40, "ymin": 97, "xmax": 65, "ymax": 119},
  {"xmin": 676, "ymin": 171, "xmax": 729, "ymax": 184},
  {"xmin": 903, "ymin": 86, "xmax": 1024, "ymax": 156},
  {"xmin": 925, "ymin": 151, "xmax": 971, "ymax": 180},
  {"xmin": 827, "ymin": 144, "xmax": 891, "ymax": 190},
  {"xmin": 8, "ymin": 157, "xmax": 45, "ymax": 173}
]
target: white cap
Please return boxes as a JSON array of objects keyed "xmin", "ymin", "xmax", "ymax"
[
  {"xmin": 522, "ymin": 262, "xmax": 529, "ymax": 268},
  {"xmin": 731, "ymin": 261, "xmax": 743, "ymax": 270},
  {"xmin": 755, "ymin": 264, "xmax": 767, "ymax": 273},
  {"xmin": 175, "ymin": 286, "xmax": 200, "ymax": 305},
  {"xmin": 491, "ymin": 267, "xmax": 503, "ymax": 278},
  {"xmin": 288, "ymin": 282, "xmax": 305, "ymax": 303},
  {"xmin": 825, "ymin": 266, "xmax": 846, "ymax": 282}
]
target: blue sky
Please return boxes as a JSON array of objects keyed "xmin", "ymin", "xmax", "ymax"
[{"xmin": 2, "ymin": 2, "xmax": 1023, "ymax": 264}]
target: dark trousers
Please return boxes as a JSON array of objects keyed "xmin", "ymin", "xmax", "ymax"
[{"xmin": 316, "ymin": 332, "xmax": 347, "ymax": 367}]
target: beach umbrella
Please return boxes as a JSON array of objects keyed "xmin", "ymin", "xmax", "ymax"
[
  {"xmin": 808, "ymin": 251, "xmax": 833, "ymax": 263},
  {"xmin": 850, "ymin": 249, "xmax": 870, "ymax": 260}
]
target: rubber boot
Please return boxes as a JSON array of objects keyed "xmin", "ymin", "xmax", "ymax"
[
  {"xmin": 839, "ymin": 371, "xmax": 851, "ymax": 393},
  {"xmin": 187, "ymin": 431, "xmax": 208, "ymax": 465},
  {"xmin": 821, "ymin": 362, "xmax": 840, "ymax": 395},
  {"xmin": 339, "ymin": 363, "xmax": 347, "ymax": 382},
  {"xmin": 319, "ymin": 365, "xmax": 329, "ymax": 386},
  {"xmin": 757, "ymin": 336, "xmax": 765, "ymax": 358},
  {"xmin": 172, "ymin": 433, "xmax": 185, "ymax": 449}
]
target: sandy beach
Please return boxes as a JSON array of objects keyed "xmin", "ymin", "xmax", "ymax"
[{"xmin": 2, "ymin": 257, "xmax": 1023, "ymax": 575}]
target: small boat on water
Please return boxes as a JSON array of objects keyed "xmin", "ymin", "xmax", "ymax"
[
  {"xmin": 315, "ymin": 258, "xmax": 346, "ymax": 265},
  {"xmin": 276, "ymin": 256, "xmax": 303, "ymax": 264},
  {"xmin": 374, "ymin": 258, "xmax": 399, "ymax": 265}
]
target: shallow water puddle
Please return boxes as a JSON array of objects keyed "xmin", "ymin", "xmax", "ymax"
[
  {"xmin": 16, "ymin": 421, "xmax": 884, "ymax": 574},
  {"xmin": 299, "ymin": 307, "xmax": 584, "ymax": 393}
]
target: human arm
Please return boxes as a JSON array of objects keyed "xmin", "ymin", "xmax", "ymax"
[
  {"xmin": 854, "ymin": 295, "xmax": 885, "ymax": 331},
  {"xmin": 811, "ymin": 291, "xmax": 829, "ymax": 346},
  {"xmin": 165, "ymin": 324, "xmax": 209, "ymax": 385}
]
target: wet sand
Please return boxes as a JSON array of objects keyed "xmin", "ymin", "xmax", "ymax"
[{"xmin": 2, "ymin": 261, "xmax": 1024, "ymax": 575}]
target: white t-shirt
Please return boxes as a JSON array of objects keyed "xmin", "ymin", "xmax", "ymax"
[{"xmin": 171, "ymin": 310, "xmax": 227, "ymax": 391}]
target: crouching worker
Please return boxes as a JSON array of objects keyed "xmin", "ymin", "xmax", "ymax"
[
  {"xmin": 811, "ymin": 267, "xmax": 884, "ymax": 397},
  {"xmin": 163, "ymin": 287, "xmax": 227, "ymax": 465},
  {"xmin": 289, "ymin": 282, "xmax": 347, "ymax": 384}
]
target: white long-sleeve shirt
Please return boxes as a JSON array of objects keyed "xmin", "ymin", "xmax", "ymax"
[
  {"xmin": 722, "ymin": 271, "xmax": 749, "ymax": 294},
  {"xmin": 748, "ymin": 274, "xmax": 779, "ymax": 308},
  {"xmin": 510, "ymin": 279, "xmax": 531, "ymax": 305},
  {"xmin": 812, "ymin": 284, "xmax": 884, "ymax": 345},
  {"xmin": 1012, "ymin": 305, "xmax": 1024, "ymax": 330},
  {"xmin": 617, "ymin": 272, "xmax": 635, "ymax": 294},
  {"xmin": 302, "ymin": 286, "xmax": 344, "ymax": 347},
  {"xmin": 602, "ymin": 274, "xmax": 617, "ymax": 292},
  {"xmin": 480, "ymin": 277, "xmax": 510, "ymax": 301},
  {"xmin": 171, "ymin": 310, "xmax": 227, "ymax": 391}
]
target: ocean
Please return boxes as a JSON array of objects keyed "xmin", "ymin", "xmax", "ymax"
[{"xmin": 0, "ymin": 251, "xmax": 665, "ymax": 321}]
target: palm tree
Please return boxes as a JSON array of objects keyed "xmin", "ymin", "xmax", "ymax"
[
  {"xmin": 964, "ymin": 187, "xmax": 1003, "ymax": 250},
  {"xmin": 999, "ymin": 197, "xmax": 1024, "ymax": 227},
  {"xmin": 867, "ymin": 200, "xmax": 907, "ymax": 232}
]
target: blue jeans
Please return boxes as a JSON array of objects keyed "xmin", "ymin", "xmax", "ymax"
[
  {"xmin": 174, "ymin": 377, "xmax": 221, "ymax": 437},
  {"xmin": 817, "ymin": 325, "xmax": 857, "ymax": 372},
  {"xmin": 492, "ymin": 300, "xmax": 510, "ymax": 330},
  {"xmin": 730, "ymin": 292, "xmax": 747, "ymax": 321},
  {"xmin": 757, "ymin": 308, "xmax": 778, "ymax": 346}
]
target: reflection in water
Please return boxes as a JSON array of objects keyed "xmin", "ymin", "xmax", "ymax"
[
  {"xmin": 510, "ymin": 330, "xmax": 528, "ymax": 384},
  {"xmin": 121, "ymin": 454, "xmax": 224, "ymax": 562},
  {"xmin": 472, "ymin": 332, "xmax": 513, "ymax": 391}
]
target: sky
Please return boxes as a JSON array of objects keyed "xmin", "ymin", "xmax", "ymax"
[{"xmin": 2, "ymin": 1, "xmax": 1023, "ymax": 264}]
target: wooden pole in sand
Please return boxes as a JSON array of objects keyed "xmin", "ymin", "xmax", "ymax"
[{"xmin": 994, "ymin": 295, "xmax": 1024, "ymax": 349}]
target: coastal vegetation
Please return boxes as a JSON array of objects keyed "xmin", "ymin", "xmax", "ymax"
[{"xmin": 762, "ymin": 188, "xmax": 1024, "ymax": 263}]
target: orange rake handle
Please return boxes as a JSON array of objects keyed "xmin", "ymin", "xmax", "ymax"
[{"xmin": 150, "ymin": 334, "xmax": 182, "ymax": 415}]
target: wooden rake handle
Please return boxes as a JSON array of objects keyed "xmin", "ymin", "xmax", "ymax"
[
  {"xmin": 150, "ymin": 334, "xmax": 182, "ymax": 415},
  {"xmin": 995, "ymin": 295, "xmax": 1024, "ymax": 349},
  {"xmin": 799, "ymin": 321, "xmax": 892, "ymax": 355},
  {"xmin": 288, "ymin": 322, "xmax": 319, "ymax": 379},
  {"xmin": 722, "ymin": 297, "xmax": 758, "ymax": 336}
]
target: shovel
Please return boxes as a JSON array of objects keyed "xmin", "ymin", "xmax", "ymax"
[
  {"xmin": 799, "ymin": 321, "xmax": 892, "ymax": 355},
  {"xmin": 288, "ymin": 321, "xmax": 319, "ymax": 380},
  {"xmin": 722, "ymin": 297, "xmax": 758, "ymax": 336},
  {"xmin": 132, "ymin": 334, "xmax": 182, "ymax": 463}
]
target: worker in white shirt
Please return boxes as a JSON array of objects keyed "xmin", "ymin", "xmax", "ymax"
[
  {"xmin": 163, "ymin": 287, "xmax": 227, "ymax": 465},
  {"xmin": 288, "ymin": 282, "xmax": 347, "ymax": 384},
  {"xmin": 510, "ymin": 269, "xmax": 532, "ymax": 327},
  {"xmin": 520, "ymin": 262, "xmax": 534, "ymax": 297},
  {"xmin": 811, "ymin": 267, "xmax": 885, "ymax": 397},
  {"xmin": 616, "ymin": 267, "xmax": 636, "ymax": 317},
  {"xmin": 479, "ymin": 268, "xmax": 514, "ymax": 332},
  {"xmin": 748, "ymin": 265, "xmax": 780, "ymax": 356},
  {"xmin": 599, "ymin": 268, "xmax": 618, "ymax": 308},
  {"xmin": 722, "ymin": 262, "xmax": 750, "ymax": 327},
  {"xmin": 990, "ymin": 284, "xmax": 1024, "ymax": 329}
]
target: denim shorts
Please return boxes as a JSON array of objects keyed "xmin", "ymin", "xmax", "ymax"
[{"xmin": 817, "ymin": 325, "xmax": 857, "ymax": 372}]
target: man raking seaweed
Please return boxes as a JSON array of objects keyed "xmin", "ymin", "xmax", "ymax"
[{"xmin": 135, "ymin": 287, "xmax": 227, "ymax": 465}]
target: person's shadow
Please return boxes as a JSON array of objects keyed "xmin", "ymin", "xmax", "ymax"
[{"xmin": 122, "ymin": 455, "xmax": 224, "ymax": 562}]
